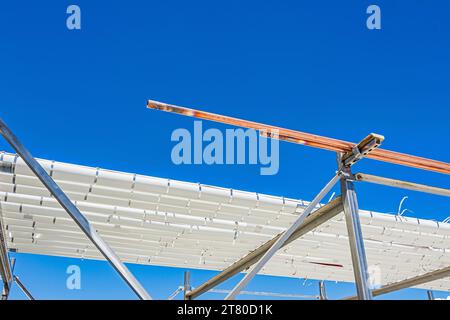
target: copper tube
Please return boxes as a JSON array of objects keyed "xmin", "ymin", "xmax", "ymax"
[{"xmin": 147, "ymin": 100, "xmax": 450, "ymax": 175}]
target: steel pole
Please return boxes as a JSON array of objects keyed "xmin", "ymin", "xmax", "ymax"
[
  {"xmin": 184, "ymin": 271, "xmax": 191, "ymax": 300},
  {"xmin": 0, "ymin": 118, "xmax": 152, "ymax": 300},
  {"xmin": 339, "ymin": 159, "xmax": 373, "ymax": 300}
]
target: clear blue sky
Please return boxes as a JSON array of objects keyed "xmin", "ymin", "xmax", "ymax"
[{"xmin": 0, "ymin": 1, "xmax": 449, "ymax": 300}]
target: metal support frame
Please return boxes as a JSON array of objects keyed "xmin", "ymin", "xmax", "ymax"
[
  {"xmin": 150, "ymin": 100, "xmax": 450, "ymax": 299},
  {"xmin": 339, "ymin": 154, "xmax": 373, "ymax": 300},
  {"xmin": 0, "ymin": 118, "xmax": 152, "ymax": 300},
  {"xmin": 224, "ymin": 173, "xmax": 341, "ymax": 300},
  {"xmin": 186, "ymin": 197, "xmax": 344, "ymax": 299},
  {"xmin": 184, "ymin": 134, "xmax": 382, "ymax": 300},
  {"xmin": 319, "ymin": 281, "xmax": 327, "ymax": 300},
  {"xmin": 1, "ymin": 98, "xmax": 447, "ymax": 300}
]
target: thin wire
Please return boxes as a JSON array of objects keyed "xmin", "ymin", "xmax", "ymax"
[{"xmin": 397, "ymin": 196, "xmax": 408, "ymax": 216}]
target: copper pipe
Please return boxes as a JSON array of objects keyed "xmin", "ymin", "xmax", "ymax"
[{"xmin": 147, "ymin": 100, "xmax": 450, "ymax": 175}]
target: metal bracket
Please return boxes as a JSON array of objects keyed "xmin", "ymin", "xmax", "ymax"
[
  {"xmin": 341, "ymin": 133, "xmax": 384, "ymax": 167},
  {"xmin": 338, "ymin": 170, "xmax": 355, "ymax": 181},
  {"xmin": 338, "ymin": 153, "xmax": 373, "ymax": 300}
]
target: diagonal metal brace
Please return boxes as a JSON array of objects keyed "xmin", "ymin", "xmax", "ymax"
[
  {"xmin": 225, "ymin": 173, "xmax": 341, "ymax": 300},
  {"xmin": 0, "ymin": 118, "xmax": 152, "ymax": 300},
  {"xmin": 186, "ymin": 197, "xmax": 344, "ymax": 299}
]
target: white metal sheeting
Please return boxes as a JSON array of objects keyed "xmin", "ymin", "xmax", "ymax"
[{"xmin": 0, "ymin": 152, "xmax": 449, "ymax": 292}]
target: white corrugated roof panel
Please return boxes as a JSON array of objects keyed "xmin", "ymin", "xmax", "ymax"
[{"xmin": 0, "ymin": 151, "xmax": 449, "ymax": 291}]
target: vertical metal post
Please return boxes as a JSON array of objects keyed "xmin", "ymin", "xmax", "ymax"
[
  {"xmin": 184, "ymin": 271, "xmax": 191, "ymax": 300},
  {"xmin": 338, "ymin": 154, "xmax": 373, "ymax": 300},
  {"xmin": 0, "ymin": 118, "xmax": 152, "ymax": 300},
  {"xmin": 225, "ymin": 173, "xmax": 341, "ymax": 300},
  {"xmin": 1, "ymin": 281, "xmax": 10, "ymax": 300},
  {"xmin": 319, "ymin": 280, "xmax": 327, "ymax": 300},
  {"xmin": 427, "ymin": 290, "xmax": 434, "ymax": 300}
]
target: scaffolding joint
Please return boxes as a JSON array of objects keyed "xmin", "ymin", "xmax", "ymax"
[{"xmin": 341, "ymin": 133, "xmax": 384, "ymax": 167}]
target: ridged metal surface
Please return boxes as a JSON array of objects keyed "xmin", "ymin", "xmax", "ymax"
[{"xmin": 1, "ymin": 152, "xmax": 450, "ymax": 291}]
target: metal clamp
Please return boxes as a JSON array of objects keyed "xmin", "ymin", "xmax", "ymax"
[{"xmin": 341, "ymin": 133, "xmax": 384, "ymax": 167}]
